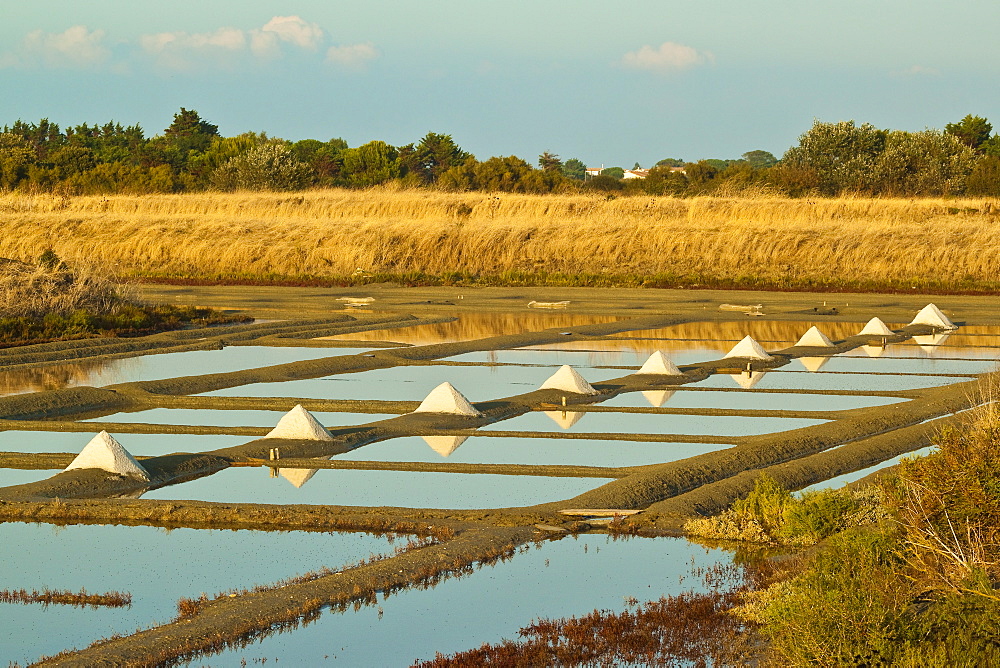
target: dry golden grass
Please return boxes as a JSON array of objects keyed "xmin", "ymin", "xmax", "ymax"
[{"xmin": 2, "ymin": 189, "xmax": 998, "ymax": 290}]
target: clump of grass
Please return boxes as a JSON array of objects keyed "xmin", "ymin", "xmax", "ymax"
[
  {"xmin": 685, "ymin": 474, "xmax": 886, "ymax": 545},
  {"xmin": 0, "ymin": 586, "xmax": 131, "ymax": 608}
]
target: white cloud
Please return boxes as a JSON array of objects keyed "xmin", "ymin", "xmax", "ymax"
[
  {"xmin": 261, "ymin": 16, "xmax": 324, "ymax": 50},
  {"xmin": 620, "ymin": 42, "xmax": 712, "ymax": 73},
  {"xmin": 326, "ymin": 42, "xmax": 379, "ymax": 69},
  {"xmin": 0, "ymin": 25, "xmax": 110, "ymax": 69},
  {"xmin": 140, "ymin": 17, "xmax": 330, "ymax": 70}
]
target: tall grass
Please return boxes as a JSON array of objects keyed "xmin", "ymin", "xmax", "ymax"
[{"xmin": 1, "ymin": 189, "xmax": 998, "ymax": 290}]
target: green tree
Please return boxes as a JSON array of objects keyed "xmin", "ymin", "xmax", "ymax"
[
  {"xmin": 0, "ymin": 133, "xmax": 34, "ymax": 190},
  {"xmin": 538, "ymin": 151, "xmax": 563, "ymax": 172},
  {"xmin": 742, "ymin": 150, "xmax": 778, "ymax": 168},
  {"xmin": 600, "ymin": 166, "xmax": 624, "ymax": 180},
  {"xmin": 872, "ymin": 130, "xmax": 977, "ymax": 196},
  {"xmin": 582, "ymin": 174, "xmax": 623, "ymax": 192},
  {"xmin": 50, "ymin": 146, "xmax": 96, "ymax": 180},
  {"xmin": 401, "ymin": 133, "xmax": 468, "ymax": 185},
  {"xmin": 782, "ymin": 120, "xmax": 888, "ymax": 195},
  {"xmin": 945, "ymin": 115, "xmax": 992, "ymax": 150},
  {"xmin": 562, "ymin": 158, "xmax": 586, "ymax": 180},
  {"xmin": 472, "ymin": 156, "xmax": 533, "ymax": 192},
  {"xmin": 656, "ymin": 158, "xmax": 685, "ymax": 168},
  {"xmin": 211, "ymin": 142, "xmax": 314, "ymax": 191},
  {"xmin": 642, "ymin": 165, "xmax": 688, "ymax": 196},
  {"xmin": 163, "ymin": 108, "xmax": 219, "ymax": 155},
  {"xmin": 437, "ymin": 155, "xmax": 479, "ymax": 191},
  {"xmin": 683, "ymin": 160, "xmax": 719, "ymax": 192},
  {"xmin": 980, "ymin": 135, "xmax": 1000, "ymax": 158},
  {"xmin": 340, "ymin": 140, "xmax": 399, "ymax": 187},
  {"xmin": 967, "ymin": 156, "xmax": 1000, "ymax": 196}
]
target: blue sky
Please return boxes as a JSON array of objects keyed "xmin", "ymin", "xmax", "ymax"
[{"xmin": 2, "ymin": 1, "xmax": 998, "ymax": 167}]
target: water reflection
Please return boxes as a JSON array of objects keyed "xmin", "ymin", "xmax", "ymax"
[
  {"xmin": 420, "ymin": 435, "xmax": 469, "ymax": 457},
  {"xmin": 798, "ymin": 446, "xmax": 937, "ymax": 493},
  {"xmin": 543, "ymin": 410, "xmax": 586, "ymax": 430},
  {"xmin": 0, "ymin": 523, "xmax": 393, "ymax": 666},
  {"xmin": 342, "ymin": 435, "xmax": 732, "ymax": 468},
  {"xmin": 191, "ymin": 535, "xmax": 733, "ymax": 667},
  {"xmin": 495, "ymin": 410, "xmax": 827, "ymax": 437},
  {"xmin": 323, "ymin": 312, "xmax": 620, "ymax": 345},
  {"xmin": 641, "ymin": 389, "xmax": 675, "ymax": 407},
  {"xmin": 608, "ymin": 320, "xmax": 897, "ymax": 344},
  {"xmin": 83, "ymin": 408, "xmax": 396, "ymax": 429},
  {"xmin": 0, "ymin": 431, "xmax": 242, "ymax": 456},
  {"xmin": 144, "ymin": 467, "xmax": 611, "ymax": 508},
  {"xmin": 697, "ymin": 371, "xmax": 963, "ymax": 392},
  {"xmin": 0, "ymin": 346, "xmax": 376, "ymax": 397},
  {"xmin": 604, "ymin": 389, "xmax": 906, "ymax": 412},
  {"xmin": 729, "ymin": 371, "xmax": 766, "ymax": 389}
]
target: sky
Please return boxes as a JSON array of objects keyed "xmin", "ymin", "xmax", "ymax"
[{"xmin": 2, "ymin": 1, "xmax": 999, "ymax": 167}]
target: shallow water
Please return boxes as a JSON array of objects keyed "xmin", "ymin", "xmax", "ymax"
[
  {"xmin": 798, "ymin": 446, "xmax": 938, "ymax": 493},
  {"xmin": 791, "ymin": 356, "xmax": 997, "ymax": 375},
  {"xmin": 0, "ymin": 467, "xmax": 52, "ymax": 488},
  {"xmin": 844, "ymin": 342, "xmax": 1000, "ymax": 360},
  {"xmin": 188, "ymin": 535, "xmax": 734, "ymax": 667},
  {"xmin": 603, "ymin": 389, "xmax": 907, "ymax": 411},
  {"xmin": 454, "ymin": 346, "xmax": 725, "ymax": 368},
  {"xmin": 0, "ymin": 430, "xmax": 243, "ymax": 456},
  {"xmin": 0, "ymin": 346, "xmax": 375, "ymax": 398},
  {"xmin": 341, "ymin": 435, "xmax": 733, "ymax": 468},
  {"xmin": 606, "ymin": 320, "xmax": 874, "ymax": 344},
  {"xmin": 492, "ymin": 410, "xmax": 827, "ymax": 437},
  {"xmin": 203, "ymin": 363, "xmax": 593, "ymax": 402},
  {"xmin": 143, "ymin": 467, "xmax": 611, "ymax": 508},
  {"xmin": 0, "ymin": 523, "xmax": 393, "ymax": 666},
  {"xmin": 324, "ymin": 312, "xmax": 620, "ymax": 345},
  {"xmin": 83, "ymin": 408, "xmax": 396, "ymax": 430},
  {"xmin": 696, "ymin": 370, "xmax": 968, "ymax": 392}
]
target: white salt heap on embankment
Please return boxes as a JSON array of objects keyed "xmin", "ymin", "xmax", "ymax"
[
  {"xmin": 858, "ymin": 317, "xmax": 895, "ymax": 336},
  {"xmin": 909, "ymin": 304, "xmax": 958, "ymax": 330},
  {"xmin": 636, "ymin": 351, "xmax": 683, "ymax": 376},
  {"xmin": 723, "ymin": 336, "xmax": 773, "ymax": 361},
  {"xmin": 64, "ymin": 431, "xmax": 149, "ymax": 480},
  {"xmin": 539, "ymin": 365, "xmax": 598, "ymax": 395},
  {"xmin": 795, "ymin": 326, "xmax": 835, "ymax": 348},
  {"xmin": 413, "ymin": 382, "xmax": 482, "ymax": 416},
  {"xmin": 265, "ymin": 405, "xmax": 334, "ymax": 441}
]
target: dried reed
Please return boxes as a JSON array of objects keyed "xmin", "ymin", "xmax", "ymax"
[
  {"xmin": 0, "ymin": 586, "xmax": 131, "ymax": 608},
  {"xmin": 1, "ymin": 190, "xmax": 998, "ymax": 291}
]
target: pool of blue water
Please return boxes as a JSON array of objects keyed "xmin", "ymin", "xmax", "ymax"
[
  {"xmin": 341, "ymin": 435, "xmax": 733, "ymax": 468},
  {"xmin": 188, "ymin": 534, "xmax": 735, "ymax": 666},
  {"xmin": 0, "ymin": 523, "xmax": 393, "ymax": 666},
  {"xmin": 603, "ymin": 389, "xmax": 907, "ymax": 411},
  {"xmin": 143, "ymin": 467, "xmax": 612, "ymax": 508},
  {"xmin": 82, "ymin": 408, "xmax": 396, "ymax": 429},
  {"xmin": 492, "ymin": 410, "xmax": 827, "ymax": 437}
]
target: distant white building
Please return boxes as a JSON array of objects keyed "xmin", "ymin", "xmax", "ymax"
[
  {"xmin": 622, "ymin": 169, "xmax": 650, "ymax": 179},
  {"xmin": 585, "ymin": 167, "xmax": 604, "ymax": 178}
]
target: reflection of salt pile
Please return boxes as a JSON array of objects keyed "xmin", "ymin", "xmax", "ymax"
[
  {"xmin": 730, "ymin": 371, "xmax": 766, "ymax": 389},
  {"xmin": 280, "ymin": 456, "xmax": 333, "ymax": 488},
  {"xmin": 265, "ymin": 405, "xmax": 334, "ymax": 441},
  {"xmin": 413, "ymin": 382, "xmax": 482, "ymax": 416},
  {"xmin": 642, "ymin": 389, "xmax": 675, "ymax": 407},
  {"xmin": 539, "ymin": 365, "xmax": 598, "ymax": 395},
  {"xmin": 909, "ymin": 303, "xmax": 958, "ymax": 330},
  {"xmin": 861, "ymin": 345, "xmax": 885, "ymax": 358},
  {"xmin": 64, "ymin": 431, "xmax": 149, "ymax": 480},
  {"xmin": 798, "ymin": 357, "xmax": 830, "ymax": 372},
  {"xmin": 723, "ymin": 336, "xmax": 773, "ymax": 360},
  {"xmin": 421, "ymin": 435, "xmax": 469, "ymax": 457},
  {"xmin": 795, "ymin": 326, "xmax": 835, "ymax": 347},
  {"xmin": 636, "ymin": 351, "xmax": 683, "ymax": 375},
  {"xmin": 858, "ymin": 317, "xmax": 894, "ymax": 336},
  {"xmin": 912, "ymin": 332, "xmax": 952, "ymax": 352},
  {"xmin": 543, "ymin": 410, "xmax": 586, "ymax": 429}
]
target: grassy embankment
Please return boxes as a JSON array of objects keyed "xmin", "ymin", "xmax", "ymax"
[{"xmin": 0, "ymin": 189, "xmax": 998, "ymax": 293}]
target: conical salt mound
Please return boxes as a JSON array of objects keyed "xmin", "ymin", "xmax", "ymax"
[
  {"xmin": 65, "ymin": 431, "xmax": 149, "ymax": 480},
  {"xmin": 730, "ymin": 371, "xmax": 766, "ymax": 389},
  {"xmin": 538, "ymin": 365, "xmax": 598, "ymax": 395},
  {"xmin": 543, "ymin": 410, "xmax": 586, "ymax": 430},
  {"xmin": 265, "ymin": 405, "xmax": 334, "ymax": 441},
  {"xmin": 910, "ymin": 304, "xmax": 957, "ymax": 330},
  {"xmin": 795, "ymin": 326, "xmax": 835, "ymax": 348},
  {"xmin": 421, "ymin": 435, "xmax": 469, "ymax": 457},
  {"xmin": 798, "ymin": 356, "xmax": 830, "ymax": 373},
  {"xmin": 642, "ymin": 389, "xmax": 675, "ymax": 407},
  {"xmin": 636, "ymin": 351, "xmax": 683, "ymax": 376},
  {"xmin": 413, "ymin": 382, "xmax": 482, "ymax": 416},
  {"xmin": 723, "ymin": 336, "xmax": 773, "ymax": 361},
  {"xmin": 859, "ymin": 317, "xmax": 894, "ymax": 336}
]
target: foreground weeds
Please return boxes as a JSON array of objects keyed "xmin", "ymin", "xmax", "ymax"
[{"xmin": 731, "ymin": 378, "xmax": 1000, "ymax": 665}]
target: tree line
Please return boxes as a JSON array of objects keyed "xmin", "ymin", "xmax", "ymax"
[{"xmin": 1, "ymin": 109, "xmax": 998, "ymax": 197}]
